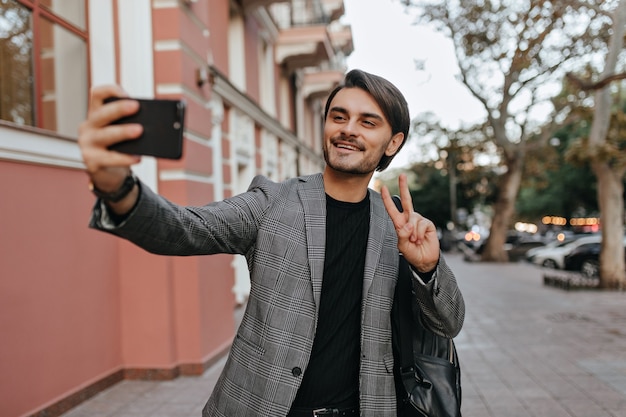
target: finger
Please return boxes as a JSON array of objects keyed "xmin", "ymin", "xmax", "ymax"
[
  {"xmin": 88, "ymin": 85, "xmax": 140, "ymax": 127},
  {"xmin": 78, "ymin": 117, "xmax": 143, "ymax": 155},
  {"xmin": 397, "ymin": 174, "xmax": 414, "ymax": 215},
  {"xmin": 92, "ymin": 123, "xmax": 143, "ymax": 148},
  {"xmin": 80, "ymin": 136, "xmax": 142, "ymax": 172},
  {"xmin": 79, "ymin": 86, "xmax": 143, "ymax": 150},
  {"xmin": 411, "ymin": 216, "xmax": 429, "ymax": 244},
  {"xmin": 90, "ymin": 85, "xmax": 129, "ymax": 110},
  {"xmin": 93, "ymin": 98, "xmax": 141, "ymax": 128},
  {"xmin": 414, "ymin": 216, "xmax": 437, "ymax": 245},
  {"xmin": 381, "ymin": 185, "xmax": 405, "ymax": 228}
]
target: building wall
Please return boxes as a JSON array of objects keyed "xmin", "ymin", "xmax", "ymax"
[
  {"xmin": 0, "ymin": 153, "xmax": 123, "ymax": 417},
  {"xmin": 0, "ymin": 0, "xmax": 351, "ymax": 416}
]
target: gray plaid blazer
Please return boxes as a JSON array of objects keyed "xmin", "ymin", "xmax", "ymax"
[{"xmin": 90, "ymin": 173, "xmax": 464, "ymax": 417}]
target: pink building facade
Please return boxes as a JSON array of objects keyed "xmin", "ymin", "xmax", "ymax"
[{"xmin": 0, "ymin": 1, "xmax": 353, "ymax": 416}]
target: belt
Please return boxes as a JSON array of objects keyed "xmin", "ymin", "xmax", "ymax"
[{"xmin": 288, "ymin": 406, "xmax": 359, "ymax": 416}]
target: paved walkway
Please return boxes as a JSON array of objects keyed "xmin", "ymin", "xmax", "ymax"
[{"xmin": 60, "ymin": 252, "xmax": 626, "ymax": 417}]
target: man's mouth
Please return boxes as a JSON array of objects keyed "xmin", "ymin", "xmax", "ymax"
[{"xmin": 333, "ymin": 141, "xmax": 361, "ymax": 152}]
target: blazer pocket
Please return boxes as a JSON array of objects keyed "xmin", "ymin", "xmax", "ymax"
[
  {"xmin": 383, "ymin": 352, "xmax": 395, "ymax": 373},
  {"xmin": 235, "ymin": 334, "xmax": 266, "ymax": 356}
]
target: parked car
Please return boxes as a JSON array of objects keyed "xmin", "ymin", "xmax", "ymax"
[
  {"xmin": 525, "ymin": 237, "xmax": 576, "ymax": 262},
  {"xmin": 471, "ymin": 232, "xmax": 545, "ymax": 262},
  {"xmin": 563, "ymin": 237, "xmax": 626, "ymax": 277},
  {"xmin": 525, "ymin": 234, "xmax": 601, "ymax": 269},
  {"xmin": 505, "ymin": 238, "xmax": 547, "ymax": 262}
]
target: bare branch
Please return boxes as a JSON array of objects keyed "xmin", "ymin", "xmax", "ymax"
[{"xmin": 566, "ymin": 72, "xmax": 626, "ymax": 90}]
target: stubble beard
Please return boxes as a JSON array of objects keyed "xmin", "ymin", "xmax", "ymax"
[{"xmin": 322, "ymin": 137, "xmax": 385, "ymax": 176}]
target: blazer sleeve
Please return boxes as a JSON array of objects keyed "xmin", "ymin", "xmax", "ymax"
[
  {"xmin": 411, "ymin": 254, "xmax": 465, "ymax": 338},
  {"xmin": 89, "ymin": 175, "xmax": 278, "ymax": 257}
]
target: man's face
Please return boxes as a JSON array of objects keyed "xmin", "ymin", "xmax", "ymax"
[{"xmin": 323, "ymin": 87, "xmax": 403, "ymax": 176}]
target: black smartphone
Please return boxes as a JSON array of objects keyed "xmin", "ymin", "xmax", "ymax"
[{"xmin": 104, "ymin": 97, "xmax": 186, "ymax": 159}]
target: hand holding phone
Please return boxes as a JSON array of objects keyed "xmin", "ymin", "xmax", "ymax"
[{"xmin": 104, "ymin": 97, "xmax": 186, "ymax": 159}]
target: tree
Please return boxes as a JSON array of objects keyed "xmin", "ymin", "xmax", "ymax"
[
  {"xmin": 397, "ymin": 163, "xmax": 454, "ymax": 228},
  {"xmin": 376, "ymin": 116, "xmax": 498, "ymax": 232},
  {"xmin": 565, "ymin": 0, "xmax": 626, "ymax": 289},
  {"xmin": 516, "ymin": 118, "xmax": 599, "ymax": 222},
  {"xmin": 409, "ymin": 112, "xmax": 498, "ymax": 228},
  {"xmin": 404, "ymin": 0, "xmax": 616, "ymax": 261}
]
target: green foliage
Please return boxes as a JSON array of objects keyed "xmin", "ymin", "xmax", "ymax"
[
  {"xmin": 379, "ymin": 157, "xmax": 498, "ymax": 229},
  {"xmin": 456, "ymin": 162, "xmax": 498, "ymax": 207},
  {"xmin": 515, "ymin": 95, "xmax": 626, "ymax": 221},
  {"xmin": 400, "ymin": 0, "xmax": 622, "ymax": 244},
  {"xmin": 407, "ymin": 163, "xmax": 452, "ymax": 228},
  {"xmin": 566, "ymin": 108, "xmax": 626, "ymax": 168},
  {"xmin": 516, "ymin": 158, "xmax": 599, "ymax": 221},
  {"xmin": 518, "ymin": 112, "xmax": 591, "ymax": 219}
]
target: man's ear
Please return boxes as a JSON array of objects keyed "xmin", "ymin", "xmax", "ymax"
[{"xmin": 385, "ymin": 132, "xmax": 405, "ymax": 157}]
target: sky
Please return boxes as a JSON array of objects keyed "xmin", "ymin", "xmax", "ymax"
[{"xmin": 341, "ymin": 0, "xmax": 486, "ymax": 169}]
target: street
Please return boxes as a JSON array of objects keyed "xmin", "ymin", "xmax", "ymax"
[
  {"xmin": 452, "ymin": 253, "xmax": 626, "ymax": 416},
  {"xmin": 61, "ymin": 252, "xmax": 626, "ymax": 417}
]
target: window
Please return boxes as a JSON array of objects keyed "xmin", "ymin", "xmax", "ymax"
[
  {"xmin": 228, "ymin": 6, "xmax": 245, "ymax": 92},
  {"xmin": 0, "ymin": 0, "xmax": 87, "ymax": 137}
]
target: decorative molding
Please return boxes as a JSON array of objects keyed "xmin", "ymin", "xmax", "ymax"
[
  {"xmin": 154, "ymin": 39, "xmax": 182, "ymax": 51},
  {"xmin": 153, "ymin": 0, "xmax": 180, "ymax": 8},
  {"xmin": 252, "ymin": 7, "xmax": 279, "ymax": 43},
  {"xmin": 0, "ymin": 123, "xmax": 84, "ymax": 170},
  {"xmin": 208, "ymin": 65, "xmax": 323, "ymax": 165},
  {"xmin": 156, "ymin": 83, "xmax": 185, "ymax": 95},
  {"xmin": 159, "ymin": 169, "xmax": 213, "ymax": 183}
]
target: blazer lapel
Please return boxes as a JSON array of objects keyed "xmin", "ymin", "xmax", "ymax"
[
  {"xmin": 298, "ymin": 173, "xmax": 326, "ymax": 309},
  {"xmin": 363, "ymin": 191, "xmax": 387, "ymax": 301},
  {"xmin": 297, "ymin": 179, "xmax": 392, "ymax": 310}
]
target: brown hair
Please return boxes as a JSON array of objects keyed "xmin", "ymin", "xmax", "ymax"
[{"xmin": 324, "ymin": 69, "xmax": 410, "ymax": 171}]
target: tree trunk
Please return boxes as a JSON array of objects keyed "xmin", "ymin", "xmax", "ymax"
[
  {"xmin": 594, "ymin": 162, "xmax": 626, "ymax": 289},
  {"xmin": 587, "ymin": 0, "xmax": 626, "ymax": 290},
  {"xmin": 481, "ymin": 153, "xmax": 524, "ymax": 262}
]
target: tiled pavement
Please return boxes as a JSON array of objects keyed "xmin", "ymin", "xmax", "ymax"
[{"xmin": 60, "ymin": 252, "xmax": 626, "ymax": 417}]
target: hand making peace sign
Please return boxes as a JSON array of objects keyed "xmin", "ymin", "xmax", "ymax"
[{"xmin": 381, "ymin": 173, "xmax": 440, "ymax": 273}]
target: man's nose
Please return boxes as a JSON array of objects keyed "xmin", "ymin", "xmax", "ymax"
[{"xmin": 340, "ymin": 118, "xmax": 358, "ymax": 137}]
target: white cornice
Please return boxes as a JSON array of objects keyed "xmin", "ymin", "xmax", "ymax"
[
  {"xmin": 0, "ymin": 123, "xmax": 84, "ymax": 169},
  {"xmin": 208, "ymin": 66, "xmax": 323, "ymax": 164},
  {"xmin": 252, "ymin": 7, "xmax": 279, "ymax": 43}
]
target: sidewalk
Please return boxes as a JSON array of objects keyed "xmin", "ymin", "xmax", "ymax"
[{"xmin": 60, "ymin": 253, "xmax": 626, "ymax": 417}]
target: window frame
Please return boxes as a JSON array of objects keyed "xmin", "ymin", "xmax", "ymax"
[{"xmin": 8, "ymin": 0, "xmax": 90, "ymax": 131}]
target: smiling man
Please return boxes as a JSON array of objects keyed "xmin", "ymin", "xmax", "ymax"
[
  {"xmin": 78, "ymin": 69, "xmax": 464, "ymax": 417},
  {"xmin": 323, "ymin": 86, "xmax": 403, "ymax": 178}
]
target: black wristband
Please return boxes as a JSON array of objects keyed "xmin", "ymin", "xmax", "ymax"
[{"xmin": 89, "ymin": 173, "xmax": 137, "ymax": 203}]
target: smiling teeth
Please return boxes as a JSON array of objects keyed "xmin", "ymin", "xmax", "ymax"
[{"xmin": 337, "ymin": 144, "xmax": 358, "ymax": 150}]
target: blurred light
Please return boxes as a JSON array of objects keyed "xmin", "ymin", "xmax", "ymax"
[
  {"xmin": 556, "ymin": 233, "xmax": 566, "ymax": 242},
  {"xmin": 542, "ymin": 216, "xmax": 567, "ymax": 226},
  {"xmin": 464, "ymin": 231, "xmax": 481, "ymax": 242},
  {"xmin": 570, "ymin": 217, "xmax": 601, "ymax": 226},
  {"xmin": 515, "ymin": 222, "xmax": 538, "ymax": 233}
]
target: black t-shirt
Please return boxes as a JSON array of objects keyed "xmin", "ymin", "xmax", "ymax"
[{"xmin": 290, "ymin": 193, "xmax": 370, "ymax": 410}]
